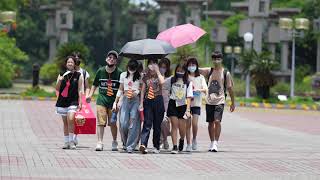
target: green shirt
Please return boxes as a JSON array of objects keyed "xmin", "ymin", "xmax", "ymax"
[{"xmin": 93, "ymin": 66, "xmax": 122, "ymax": 108}]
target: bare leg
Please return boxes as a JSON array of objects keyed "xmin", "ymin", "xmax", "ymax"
[
  {"xmin": 67, "ymin": 112, "xmax": 75, "ymax": 133},
  {"xmin": 213, "ymin": 121, "xmax": 221, "ymax": 141},
  {"xmin": 178, "ymin": 119, "xmax": 186, "ymax": 140},
  {"xmin": 186, "ymin": 118, "xmax": 192, "ymax": 145},
  {"xmin": 208, "ymin": 122, "xmax": 214, "ymax": 141},
  {"xmin": 170, "ymin": 116, "xmax": 179, "ymax": 146},
  {"xmin": 192, "ymin": 115, "xmax": 199, "ymax": 140},
  {"xmin": 62, "ymin": 116, "xmax": 68, "ymax": 136},
  {"xmin": 97, "ymin": 125, "xmax": 105, "ymax": 143}
]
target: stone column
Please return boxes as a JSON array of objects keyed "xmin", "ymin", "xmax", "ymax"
[
  {"xmin": 56, "ymin": 0, "xmax": 73, "ymax": 45},
  {"xmin": 268, "ymin": 44, "xmax": 276, "ymax": 59},
  {"xmin": 253, "ymin": 19, "xmax": 263, "ymax": 53}
]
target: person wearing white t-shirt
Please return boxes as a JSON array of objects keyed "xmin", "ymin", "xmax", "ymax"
[
  {"xmin": 166, "ymin": 64, "xmax": 193, "ymax": 154},
  {"xmin": 113, "ymin": 59, "xmax": 142, "ymax": 153},
  {"xmin": 185, "ymin": 57, "xmax": 208, "ymax": 152}
]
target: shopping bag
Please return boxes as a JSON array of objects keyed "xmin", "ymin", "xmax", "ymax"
[{"xmin": 74, "ymin": 96, "xmax": 96, "ymax": 134}]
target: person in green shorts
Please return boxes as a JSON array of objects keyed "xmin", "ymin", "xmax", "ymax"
[{"xmin": 86, "ymin": 50, "xmax": 122, "ymax": 151}]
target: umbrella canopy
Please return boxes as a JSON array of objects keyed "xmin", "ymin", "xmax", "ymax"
[
  {"xmin": 156, "ymin": 23, "xmax": 206, "ymax": 48},
  {"xmin": 119, "ymin": 39, "xmax": 176, "ymax": 59}
]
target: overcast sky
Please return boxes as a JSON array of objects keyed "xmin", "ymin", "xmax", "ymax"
[{"xmin": 130, "ymin": 0, "xmax": 157, "ymax": 5}]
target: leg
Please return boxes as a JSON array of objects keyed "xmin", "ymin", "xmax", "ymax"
[
  {"xmin": 140, "ymin": 100, "xmax": 153, "ymax": 147},
  {"xmin": 152, "ymin": 97, "xmax": 164, "ymax": 150},
  {"xmin": 178, "ymin": 119, "xmax": 186, "ymax": 140},
  {"xmin": 213, "ymin": 121, "xmax": 221, "ymax": 141},
  {"xmin": 192, "ymin": 115, "xmax": 199, "ymax": 140},
  {"xmin": 107, "ymin": 108, "xmax": 118, "ymax": 141},
  {"xmin": 186, "ymin": 118, "xmax": 192, "ymax": 145},
  {"xmin": 119, "ymin": 98, "xmax": 130, "ymax": 148},
  {"xmin": 208, "ymin": 122, "xmax": 214, "ymax": 141},
  {"xmin": 170, "ymin": 116, "xmax": 179, "ymax": 146},
  {"xmin": 67, "ymin": 111, "xmax": 76, "ymax": 149},
  {"xmin": 126, "ymin": 98, "xmax": 140, "ymax": 151},
  {"xmin": 62, "ymin": 116, "xmax": 68, "ymax": 136}
]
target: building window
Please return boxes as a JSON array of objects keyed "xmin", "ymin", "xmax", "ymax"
[
  {"xmin": 259, "ymin": 1, "xmax": 266, "ymax": 13},
  {"xmin": 60, "ymin": 13, "xmax": 67, "ymax": 25},
  {"xmin": 166, "ymin": 17, "xmax": 174, "ymax": 28}
]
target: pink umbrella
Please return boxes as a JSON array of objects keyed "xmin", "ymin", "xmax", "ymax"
[{"xmin": 156, "ymin": 23, "xmax": 206, "ymax": 48}]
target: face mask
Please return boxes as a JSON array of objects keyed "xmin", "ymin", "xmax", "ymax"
[
  {"xmin": 188, "ymin": 66, "xmax": 197, "ymax": 73},
  {"xmin": 176, "ymin": 72, "xmax": 184, "ymax": 78},
  {"xmin": 148, "ymin": 64, "xmax": 154, "ymax": 71},
  {"xmin": 160, "ymin": 68, "xmax": 166, "ymax": 75},
  {"xmin": 213, "ymin": 59, "xmax": 222, "ymax": 66},
  {"xmin": 128, "ymin": 70, "xmax": 136, "ymax": 74}
]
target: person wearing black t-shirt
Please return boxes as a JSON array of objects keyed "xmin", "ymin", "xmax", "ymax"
[{"xmin": 56, "ymin": 56, "xmax": 84, "ymax": 150}]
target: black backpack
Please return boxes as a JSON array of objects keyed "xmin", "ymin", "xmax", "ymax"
[{"xmin": 207, "ymin": 68, "xmax": 228, "ymax": 99}]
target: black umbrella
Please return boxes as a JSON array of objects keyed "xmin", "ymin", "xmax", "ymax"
[{"xmin": 119, "ymin": 39, "xmax": 176, "ymax": 59}]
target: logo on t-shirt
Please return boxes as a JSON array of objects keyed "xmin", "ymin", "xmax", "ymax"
[{"xmin": 209, "ymin": 80, "xmax": 221, "ymax": 95}]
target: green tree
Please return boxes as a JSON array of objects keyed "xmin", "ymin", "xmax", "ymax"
[{"xmin": 0, "ymin": 34, "xmax": 28, "ymax": 88}]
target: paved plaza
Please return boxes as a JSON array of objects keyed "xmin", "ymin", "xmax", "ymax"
[{"xmin": 0, "ymin": 100, "xmax": 319, "ymax": 180}]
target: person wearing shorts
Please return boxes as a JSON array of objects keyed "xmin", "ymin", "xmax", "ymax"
[
  {"xmin": 56, "ymin": 56, "xmax": 83, "ymax": 150},
  {"xmin": 185, "ymin": 57, "xmax": 208, "ymax": 152},
  {"xmin": 200, "ymin": 51, "xmax": 235, "ymax": 152},
  {"xmin": 86, "ymin": 50, "xmax": 122, "ymax": 151}
]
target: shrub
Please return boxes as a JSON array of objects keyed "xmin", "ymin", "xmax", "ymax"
[
  {"xmin": 271, "ymin": 82, "xmax": 290, "ymax": 96},
  {"xmin": 40, "ymin": 63, "xmax": 59, "ymax": 85},
  {"xmin": 21, "ymin": 86, "xmax": 55, "ymax": 97}
]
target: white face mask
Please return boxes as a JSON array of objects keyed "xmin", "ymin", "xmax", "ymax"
[{"xmin": 148, "ymin": 64, "xmax": 154, "ymax": 71}]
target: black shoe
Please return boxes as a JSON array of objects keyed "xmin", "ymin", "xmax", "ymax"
[
  {"xmin": 178, "ymin": 139, "xmax": 184, "ymax": 152},
  {"xmin": 171, "ymin": 145, "xmax": 178, "ymax": 154},
  {"xmin": 139, "ymin": 145, "xmax": 148, "ymax": 154}
]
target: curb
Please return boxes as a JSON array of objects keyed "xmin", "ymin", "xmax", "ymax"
[{"xmin": 1, "ymin": 95, "xmax": 320, "ymax": 111}]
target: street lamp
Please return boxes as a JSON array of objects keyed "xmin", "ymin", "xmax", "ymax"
[
  {"xmin": 0, "ymin": 11, "xmax": 16, "ymax": 33},
  {"xmin": 243, "ymin": 32, "xmax": 253, "ymax": 98},
  {"xmin": 202, "ymin": 0, "xmax": 209, "ymax": 64},
  {"xmin": 224, "ymin": 45, "xmax": 242, "ymax": 76},
  {"xmin": 279, "ymin": 18, "xmax": 310, "ymax": 98}
]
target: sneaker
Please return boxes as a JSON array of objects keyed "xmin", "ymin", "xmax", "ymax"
[
  {"xmin": 186, "ymin": 144, "xmax": 192, "ymax": 152},
  {"xmin": 111, "ymin": 141, "xmax": 118, "ymax": 151},
  {"xmin": 73, "ymin": 136, "xmax": 78, "ymax": 146},
  {"xmin": 127, "ymin": 148, "xmax": 133, "ymax": 154},
  {"xmin": 208, "ymin": 141, "xmax": 214, "ymax": 152},
  {"xmin": 212, "ymin": 141, "xmax": 218, "ymax": 152},
  {"xmin": 171, "ymin": 145, "xmax": 178, "ymax": 154},
  {"xmin": 192, "ymin": 139, "xmax": 197, "ymax": 150},
  {"xmin": 163, "ymin": 140, "xmax": 169, "ymax": 150},
  {"xmin": 152, "ymin": 147, "xmax": 160, "ymax": 154},
  {"xmin": 62, "ymin": 142, "xmax": 70, "ymax": 149},
  {"xmin": 95, "ymin": 142, "xmax": 104, "ymax": 151},
  {"xmin": 178, "ymin": 139, "xmax": 184, "ymax": 152},
  {"xmin": 70, "ymin": 141, "xmax": 76, "ymax": 150},
  {"xmin": 139, "ymin": 145, "xmax": 148, "ymax": 154}
]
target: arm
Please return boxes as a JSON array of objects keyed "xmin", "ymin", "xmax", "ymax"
[
  {"xmin": 199, "ymin": 76, "xmax": 208, "ymax": 94},
  {"xmin": 86, "ymin": 85, "xmax": 97, "ymax": 103},
  {"xmin": 199, "ymin": 67, "xmax": 211, "ymax": 77},
  {"xmin": 78, "ymin": 75, "xmax": 84, "ymax": 110},
  {"xmin": 113, "ymin": 83, "xmax": 124, "ymax": 111},
  {"xmin": 228, "ymin": 87, "xmax": 235, "ymax": 112},
  {"xmin": 85, "ymin": 78, "xmax": 90, "ymax": 96},
  {"xmin": 56, "ymin": 75, "xmax": 63, "ymax": 91},
  {"xmin": 139, "ymin": 82, "xmax": 146, "ymax": 109}
]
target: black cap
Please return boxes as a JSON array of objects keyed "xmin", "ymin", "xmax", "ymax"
[
  {"xmin": 107, "ymin": 50, "xmax": 118, "ymax": 59},
  {"xmin": 211, "ymin": 51, "xmax": 223, "ymax": 59}
]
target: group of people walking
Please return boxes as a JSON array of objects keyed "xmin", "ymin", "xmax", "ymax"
[{"xmin": 55, "ymin": 50, "xmax": 235, "ymax": 154}]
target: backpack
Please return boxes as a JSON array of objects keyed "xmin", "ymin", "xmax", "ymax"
[{"xmin": 208, "ymin": 68, "xmax": 228, "ymax": 99}]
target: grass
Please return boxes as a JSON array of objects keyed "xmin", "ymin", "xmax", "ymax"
[
  {"xmin": 21, "ymin": 86, "xmax": 56, "ymax": 97},
  {"xmin": 236, "ymin": 96, "xmax": 318, "ymax": 106}
]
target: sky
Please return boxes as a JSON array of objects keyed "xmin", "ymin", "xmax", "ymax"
[{"xmin": 130, "ymin": 0, "xmax": 157, "ymax": 5}]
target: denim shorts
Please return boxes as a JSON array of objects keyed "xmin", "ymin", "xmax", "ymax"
[{"xmin": 56, "ymin": 106, "xmax": 78, "ymax": 116}]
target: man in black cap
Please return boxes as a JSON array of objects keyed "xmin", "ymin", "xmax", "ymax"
[
  {"xmin": 200, "ymin": 51, "xmax": 235, "ymax": 152},
  {"xmin": 86, "ymin": 50, "xmax": 122, "ymax": 151}
]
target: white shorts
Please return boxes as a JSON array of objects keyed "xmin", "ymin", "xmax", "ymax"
[{"xmin": 56, "ymin": 106, "xmax": 78, "ymax": 116}]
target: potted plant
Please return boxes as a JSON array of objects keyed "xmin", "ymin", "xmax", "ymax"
[{"xmin": 239, "ymin": 50, "xmax": 279, "ymax": 99}]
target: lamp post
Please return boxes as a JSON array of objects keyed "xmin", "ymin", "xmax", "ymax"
[
  {"xmin": 244, "ymin": 32, "xmax": 253, "ymax": 98},
  {"xmin": 279, "ymin": 18, "xmax": 310, "ymax": 98},
  {"xmin": 203, "ymin": 0, "xmax": 209, "ymax": 64},
  {"xmin": 224, "ymin": 45, "xmax": 242, "ymax": 76},
  {"xmin": 0, "ymin": 11, "xmax": 16, "ymax": 33}
]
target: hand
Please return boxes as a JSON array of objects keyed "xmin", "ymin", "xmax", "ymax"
[
  {"xmin": 153, "ymin": 64, "xmax": 159, "ymax": 73},
  {"xmin": 139, "ymin": 104, "xmax": 143, "ymax": 111},
  {"xmin": 112, "ymin": 102, "xmax": 118, "ymax": 112},
  {"xmin": 78, "ymin": 103, "xmax": 82, "ymax": 111},
  {"xmin": 230, "ymin": 103, "xmax": 235, "ymax": 112},
  {"xmin": 85, "ymin": 95, "xmax": 92, "ymax": 103},
  {"xmin": 183, "ymin": 110, "xmax": 191, "ymax": 119}
]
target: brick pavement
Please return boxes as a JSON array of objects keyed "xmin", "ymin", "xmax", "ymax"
[{"xmin": 0, "ymin": 100, "xmax": 320, "ymax": 180}]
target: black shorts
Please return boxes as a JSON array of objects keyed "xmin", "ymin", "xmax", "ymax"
[
  {"xmin": 167, "ymin": 99, "xmax": 187, "ymax": 119},
  {"xmin": 206, "ymin": 104, "xmax": 224, "ymax": 122},
  {"xmin": 190, "ymin": 107, "xmax": 201, "ymax": 115}
]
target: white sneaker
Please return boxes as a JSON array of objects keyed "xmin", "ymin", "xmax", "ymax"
[
  {"xmin": 152, "ymin": 147, "xmax": 160, "ymax": 154},
  {"xmin": 192, "ymin": 139, "xmax": 197, "ymax": 150},
  {"xmin": 95, "ymin": 142, "xmax": 103, "ymax": 151},
  {"xmin": 70, "ymin": 141, "xmax": 76, "ymax": 150},
  {"xmin": 73, "ymin": 136, "xmax": 78, "ymax": 146},
  {"xmin": 62, "ymin": 142, "xmax": 70, "ymax": 149},
  {"xmin": 208, "ymin": 141, "xmax": 214, "ymax": 152},
  {"xmin": 213, "ymin": 141, "xmax": 218, "ymax": 152},
  {"xmin": 186, "ymin": 144, "xmax": 192, "ymax": 152},
  {"xmin": 112, "ymin": 141, "xmax": 118, "ymax": 151}
]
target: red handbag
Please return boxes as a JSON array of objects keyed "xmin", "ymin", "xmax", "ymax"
[{"xmin": 74, "ymin": 96, "xmax": 96, "ymax": 134}]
